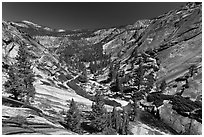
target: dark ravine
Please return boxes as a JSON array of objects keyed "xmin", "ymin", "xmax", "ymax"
[{"xmin": 2, "ymin": 2, "xmax": 202, "ymax": 135}]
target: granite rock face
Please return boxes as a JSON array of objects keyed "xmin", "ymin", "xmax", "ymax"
[{"xmin": 2, "ymin": 2, "xmax": 202, "ymax": 135}]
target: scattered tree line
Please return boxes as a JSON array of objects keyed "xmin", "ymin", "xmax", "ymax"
[{"xmin": 64, "ymin": 90, "xmax": 132, "ymax": 135}]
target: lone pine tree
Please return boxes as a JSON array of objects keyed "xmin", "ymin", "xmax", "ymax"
[
  {"xmin": 16, "ymin": 44, "xmax": 35, "ymax": 103},
  {"xmin": 4, "ymin": 44, "xmax": 35, "ymax": 103},
  {"xmin": 132, "ymin": 53, "xmax": 157, "ymax": 121},
  {"xmin": 65, "ymin": 99, "xmax": 82, "ymax": 134},
  {"xmin": 91, "ymin": 90, "xmax": 108, "ymax": 132}
]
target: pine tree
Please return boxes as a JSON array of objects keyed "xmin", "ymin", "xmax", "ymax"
[
  {"xmin": 91, "ymin": 90, "xmax": 106, "ymax": 117},
  {"xmin": 90, "ymin": 90, "xmax": 108, "ymax": 132},
  {"xmin": 15, "ymin": 44, "xmax": 35, "ymax": 103},
  {"xmin": 132, "ymin": 59, "xmax": 145, "ymax": 120},
  {"xmin": 65, "ymin": 99, "xmax": 82, "ymax": 134},
  {"xmin": 4, "ymin": 44, "xmax": 35, "ymax": 103},
  {"xmin": 132, "ymin": 54, "xmax": 157, "ymax": 121}
]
